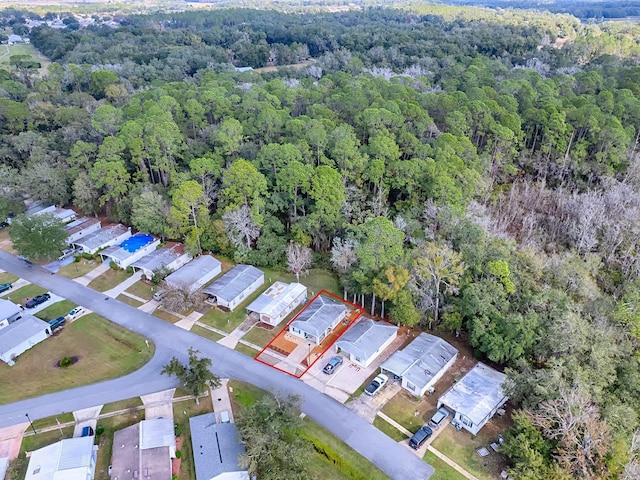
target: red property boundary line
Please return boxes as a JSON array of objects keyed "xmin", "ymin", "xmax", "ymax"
[{"xmin": 254, "ymin": 289, "xmax": 364, "ymax": 378}]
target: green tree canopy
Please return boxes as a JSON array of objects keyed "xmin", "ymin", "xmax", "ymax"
[{"xmin": 8, "ymin": 213, "xmax": 67, "ymax": 262}]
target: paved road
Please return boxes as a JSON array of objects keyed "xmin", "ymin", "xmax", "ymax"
[{"xmin": 0, "ymin": 251, "xmax": 434, "ymax": 479}]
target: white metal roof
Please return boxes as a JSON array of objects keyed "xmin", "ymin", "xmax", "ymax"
[
  {"xmin": 203, "ymin": 265, "xmax": 263, "ymax": 302},
  {"xmin": 0, "ymin": 315, "xmax": 49, "ymax": 354},
  {"xmin": 246, "ymin": 282, "xmax": 306, "ymax": 319},
  {"xmin": 439, "ymin": 362, "xmax": 507, "ymax": 425},
  {"xmin": 335, "ymin": 318, "xmax": 398, "ymax": 362},
  {"xmin": 289, "ymin": 295, "xmax": 349, "ymax": 338},
  {"xmin": 0, "ymin": 299, "xmax": 21, "ymax": 321},
  {"xmin": 140, "ymin": 418, "xmax": 176, "ymax": 450},
  {"xmin": 132, "ymin": 244, "xmax": 186, "ymax": 273},
  {"xmin": 380, "ymin": 333, "xmax": 458, "ymax": 390},
  {"xmin": 73, "ymin": 224, "xmax": 129, "ymax": 251},
  {"xmin": 25, "ymin": 436, "xmax": 94, "ymax": 480},
  {"xmin": 165, "ymin": 255, "xmax": 221, "ymax": 290}
]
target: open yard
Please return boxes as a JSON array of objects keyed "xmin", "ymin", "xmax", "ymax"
[
  {"xmin": 126, "ymin": 280, "xmax": 155, "ymax": 301},
  {"xmin": 235, "ymin": 342, "xmax": 260, "ymax": 357},
  {"xmin": 242, "ymin": 323, "xmax": 279, "ymax": 347},
  {"xmin": 0, "ymin": 272, "xmax": 18, "ymax": 284},
  {"xmin": 153, "ymin": 308, "xmax": 181, "ymax": 323},
  {"xmin": 0, "ymin": 43, "xmax": 50, "ymax": 76},
  {"xmin": 34, "ymin": 300, "xmax": 76, "ymax": 321},
  {"xmin": 88, "ymin": 268, "xmax": 132, "ymax": 292},
  {"xmin": 3, "ymin": 283, "xmax": 47, "ymax": 304},
  {"xmin": 381, "ymin": 390, "xmax": 437, "ymax": 434},
  {"xmin": 373, "ymin": 416, "xmax": 409, "ymax": 442},
  {"xmin": 431, "ymin": 424, "xmax": 508, "ymax": 480},
  {"xmin": 424, "ymin": 451, "xmax": 468, "ymax": 480},
  {"xmin": 191, "ymin": 324, "xmax": 224, "ymax": 342},
  {"xmin": 0, "ymin": 313, "xmax": 154, "ymax": 404},
  {"xmin": 57, "ymin": 259, "xmax": 100, "ymax": 279},
  {"xmin": 116, "ymin": 294, "xmax": 143, "ymax": 308},
  {"xmin": 100, "ymin": 396, "xmax": 143, "ymax": 415}
]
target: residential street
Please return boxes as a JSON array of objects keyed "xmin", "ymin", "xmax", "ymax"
[{"xmin": 0, "ymin": 251, "xmax": 434, "ymax": 479}]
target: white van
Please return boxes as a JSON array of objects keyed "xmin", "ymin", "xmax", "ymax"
[{"xmin": 153, "ymin": 289, "xmax": 167, "ymax": 301}]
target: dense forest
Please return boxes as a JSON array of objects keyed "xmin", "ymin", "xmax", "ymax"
[{"xmin": 1, "ymin": 4, "xmax": 640, "ymax": 478}]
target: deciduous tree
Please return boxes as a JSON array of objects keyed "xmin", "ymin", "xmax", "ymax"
[
  {"xmin": 8, "ymin": 213, "xmax": 67, "ymax": 261},
  {"xmin": 286, "ymin": 242, "xmax": 313, "ymax": 282},
  {"xmin": 161, "ymin": 348, "xmax": 220, "ymax": 404}
]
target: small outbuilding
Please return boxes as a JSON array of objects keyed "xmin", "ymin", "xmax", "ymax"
[
  {"xmin": 288, "ymin": 295, "xmax": 350, "ymax": 346},
  {"xmin": 24, "ymin": 436, "xmax": 97, "ymax": 480},
  {"xmin": 380, "ymin": 333, "xmax": 458, "ymax": 397},
  {"xmin": 71, "ymin": 224, "xmax": 131, "ymax": 255},
  {"xmin": 203, "ymin": 264, "xmax": 264, "ymax": 311},
  {"xmin": 132, "ymin": 243, "xmax": 190, "ymax": 279},
  {"xmin": 334, "ymin": 318, "xmax": 398, "ymax": 368},
  {"xmin": 164, "ymin": 255, "xmax": 222, "ymax": 293},
  {"xmin": 438, "ymin": 362, "xmax": 508, "ymax": 435},
  {"xmin": 246, "ymin": 281, "xmax": 307, "ymax": 326},
  {"xmin": 111, "ymin": 418, "xmax": 176, "ymax": 480},
  {"xmin": 99, "ymin": 233, "xmax": 160, "ymax": 269},
  {"xmin": 0, "ymin": 299, "xmax": 22, "ymax": 330},
  {"xmin": 190, "ymin": 413, "xmax": 249, "ymax": 480},
  {"xmin": 0, "ymin": 315, "xmax": 51, "ymax": 366}
]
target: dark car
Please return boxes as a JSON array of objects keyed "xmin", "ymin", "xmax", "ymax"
[
  {"xmin": 409, "ymin": 425, "xmax": 433, "ymax": 450},
  {"xmin": 0, "ymin": 283, "xmax": 12, "ymax": 293},
  {"xmin": 48, "ymin": 317, "xmax": 66, "ymax": 331},
  {"xmin": 81, "ymin": 426, "xmax": 94, "ymax": 437},
  {"xmin": 364, "ymin": 373, "xmax": 389, "ymax": 396},
  {"xmin": 322, "ymin": 356, "xmax": 343, "ymax": 375},
  {"xmin": 25, "ymin": 293, "xmax": 51, "ymax": 309}
]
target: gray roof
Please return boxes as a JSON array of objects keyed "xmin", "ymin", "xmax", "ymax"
[
  {"xmin": 140, "ymin": 418, "xmax": 175, "ymax": 450},
  {"xmin": 133, "ymin": 244, "xmax": 186, "ymax": 273},
  {"xmin": 439, "ymin": 363, "xmax": 507, "ymax": 426},
  {"xmin": 25, "ymin": 436, "xmax": 94, "ymax": 480},
  {"xmin": 246, "ymin": 282, "xmax": 306, "ymax": 318},
  {"xmin": 0, "ymin": 315, "xmax": 49, "ymax": 354},
  {"xmin": 0, "ymin": 299, "xmax": 20, "ymax": 321},
  {"xmin": 335, "ymin": 318, "xmax": 398, "ymax": 361},
  {"xmin": 165, "ymin": 255, "xmax": 221, "ymax": 289},
  {"xmin": 73, "ymin": 224, "xmax": 129, "ymax": 251},
  {"xmin": 65, "ymin": 217, "xmax": 100, "ymax": 235},
  {"xmin": 24, "ymin": 201, "xmax": 49, "ymax": 216},
  {"xmin": 203, "ymin": 265, "xmax": 263, "ymax": 302},
  {"xmin": 289, "ymin": 295, "xmax": 349, "ymax": 338},
  {"xmin": 381, "ymin": 333, "xmax": 458, "ymax": 391},
  {"xmin": 190, "ymin": 413, "xmax": 248, "ymax": 480}
]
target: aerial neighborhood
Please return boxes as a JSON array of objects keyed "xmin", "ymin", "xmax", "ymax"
[{"xmin": 1, "ymin": 1, "xmax": 639, "ymax": 480}]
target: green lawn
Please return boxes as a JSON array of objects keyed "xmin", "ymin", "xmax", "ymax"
[
  {"xmin": 153, "ymin": 308, "xmax": 181, "ymax": 323},
  {"xmin": 88, "ymin": 268, "xmax": 132, "ymax": 292},
  {"xmin": 126, "ymin": 281, "xmax": 155, "ymax": 301},
  {"xmin": 35, "ymin": 300, "xmax": 76, "ymax": 321},
  {"xmin": 431, "ymin": 427, "xmax": 502, "ymax": 480},
  {"xmin": 31, "ymin": 412, "xmax": 75, "ymax": 431},
  {"xmin": 191, "ymin": 324, "xmax": 224, "ymax": 342},
  {"xmin": 116, "ymin": 294, "xmax": 143, "ymax": 308},
  {"xmin": 373, "ymin": 415, "xmax": 410, "ymax": 442},
  {"xmin": 424, "ymin": 451, "xmax": 468, "ymax": 480},
  {"xmin": 101, "ymin": 397, "xmax": 143, "ymax": 414},
  {"xmin": 57, "ymin": 259, "xmax": 100, "ymax": 279},
  {"xmin": 4, "ymin": 283, "xmax": 47, "ymax": 304},
  {"xmin": 0, "ymin": 313, "xmax": 154, "ymax": 404},
  {"xmin": 0, "ymin": 272, "xmax": 19, "ymax": 283},
  {"xmin": 173, "ymin": 393, "xmax": 214, "ymax": 480},
  {"xmin": 243, "ymin": 324, "xmax": 279, "ymax": 347},
  {"xmin": 235, "ymin": 342, "xmax": 261, "ymax": 357},
  {"xmin": 381, "ymin": 391, "xmax": 431, "ymax": 434},
  {"xmin": 94, "ymin": 409, "xmax": 144, "ymax": 480}
]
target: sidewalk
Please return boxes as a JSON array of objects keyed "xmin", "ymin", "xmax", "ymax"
[
  {"xmin": 73, "ymin": 263, "xmax": 109, "ymax": 286},
  {"xmin": 103, "ymin": 270, "xmax": 143, "ymax": 298}
]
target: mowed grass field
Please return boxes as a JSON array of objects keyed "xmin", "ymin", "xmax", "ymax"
[
  {"xmin": 0, "ymin": 313, "xmax": 154, "ymax": 404},
  {"xmin": 0, "ymin": 43, "xmax": 50, "ymax": 75}
]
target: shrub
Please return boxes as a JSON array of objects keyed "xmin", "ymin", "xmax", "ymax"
[
  {"xmin": 109, "ymin": 261, "xmax": 118, "ymax": 270},
  {"xmin": 59, "ymin": 356, "xmax": 74, "ymax": 368},
  {"xmin": 126, "ymin": 266, "xmax": 134, "ymax": 274},
  {"xmin": 175, "ymin": 450, "xmax": 182, "ymax": 459},
  {"xmin": 174, "ymin": 423, "xmax": 184, "ymax": 436},
  {"xmin": 82, "ymin": 252, "xmax": 93, "ymax": 260},
  {"xmin": 96, "ymin": 425, "xmax": 105, "ymax": 436}
]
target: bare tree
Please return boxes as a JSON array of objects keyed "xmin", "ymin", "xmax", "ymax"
[
  {"xmin": 161, "ymin": 282, "xmax": 205, "ymax": 314},
  {"xmin": 623, "ymin": 430, "xmax": 640, "ymax": 480},
  {"xmin": 286, "ymin": 242, "xmax": 313, "ymax": 282},
  {"xmin": 223, "ymin": 205, "xmax": 260, "ymax": 248},
  {"xmin": 330, "ymin": 237, "xmax": 357, "ymax": 299}
]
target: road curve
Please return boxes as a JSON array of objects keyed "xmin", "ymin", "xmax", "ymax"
[{"xmin": 0, "ymin": 251, "xmax": 434, "ymax": 479}]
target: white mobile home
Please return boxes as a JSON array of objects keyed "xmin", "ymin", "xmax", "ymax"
[
  {"xmin": 203, "ymin": 265, "xmax": 264, "ymax": 311},
  {"xmin": 288, "ymin": 295, "xmax": 350, "ymax": 346},
  {"xmin": 165, "ymin": 255, "xmax": 222, "ymax": 293},
  {"xmin": 0, "ymin": 315, "xmax": 51, "ymax": 366},
  {"xmin": 246, "ymin": 281, "xmax": 307, "ymax": 326},
  {"xmin": 335, "ymin": 318, "xmax": 398, "ymax": 368}
]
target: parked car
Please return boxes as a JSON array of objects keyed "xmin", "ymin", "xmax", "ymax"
[
  {"xmin": 153, "ymin": 289, "xmax": 167, "ymax": 301},
  {"xmin": 0, "ymin": 283, "xmax": 12, "ymax": 293},
  {"xmin": 25, "ymin": 293, "xmax": 51, "ymax": 309},
  {"xmin": 364, "ymin": 373, "xmax": 389, "ymax": 396},
  {"xmin": 409, "ymin": 425, "xmax": 433, "ymax": 450},
  {"xmin": 428, "ymin": 407, "xmax": 450, "ymax": 429},
  {"xmin": 81, "ymin": 426, "xmax": 94, "ymax": 437},
  {"xmin": 58, "ymin": 248, "xmax": 75, "ymax": 261},
  {"xmin": 322, "ymin": 356, "xmax": 343, "ymax": 375},
  {"xmin": 48, "ymin": 317, "xmax": 66, "ymax": 331},
  {"xmin": 67, "ymin": 306, "xmax": 85, "ymax": 320}
]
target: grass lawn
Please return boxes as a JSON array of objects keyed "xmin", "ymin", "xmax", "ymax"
[
  {"xmin": 4, "ymin": 283, "xmax": 47, "ymax": 304},
  {"xmin": 31, "ymin": 412, "xmax": 75, "ymax": 431},
  {"xmin": 101, "ymin": 397, "xmax": 144, "ymax": 414},
  {"xmin": 116, "ymin": 294, "xmax": 143, "ymax": 308},
  {"xmin": 153, "ymin": 308, "xmax": 181, "ymax": 323},
  {"xmin": 0, "ymin": 272, "xmax": 18, "ymax": 283},
  {"xmin": 35, "ymin": 300, "xmax": 76, "ymax": 321},
  {"xmin": 57, "ymin": 259, "xmax": 100, "ymax": 279},
  {"xmin": 381, "ymin": 391, "xmax": 432, "ymax": 434},
  {"xmin": 126, "ymin": 281, "xmax": 155, "ymax": 301},
  {"xmin": 243, "ymin": 324, "xmax": 279, "ymax": 347},
  {"xmin": 228, "ymin": 380, "xmax": 388, "ymax": 480},
  {"xmin": 0, "ymin": 313, "xmax": 154, "ymax": 404},
  {"xmin": 173, "ymin": 393, "xmax": 214, "ymax": 480},
  {"xmin": 235, "ymin": 342, "xmax": 260, "ymax": 357},
  {"xmin": 373, "ymin": 416, "xmax": 409, "ymax": 442},
  {"xmin": 191, "ymin": 324, "xmax": 224, "ymax": 342},
  {"xmin": 88, "ymin": 268, "xmax": 132, "ymax": 292},
  {"xmin": 431, "ymin": 426, "xmax": 505, "ymax": 480},
  {"xmin": 424, "ymin": 451, "xmax": 468, "ymax": 480},
  {"xmin": 94, "ymin": 409, "xmax": 144, "ymax": 480}
]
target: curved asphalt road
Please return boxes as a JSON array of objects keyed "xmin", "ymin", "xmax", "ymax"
[{"xmin": 0, "ymin": 251, "xmax": 433, "ymax": 479}]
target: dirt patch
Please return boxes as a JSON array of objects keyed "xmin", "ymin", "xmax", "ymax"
[{"xmin": 255, "ymin": 321, "xmax": 274, "ymax": 330}]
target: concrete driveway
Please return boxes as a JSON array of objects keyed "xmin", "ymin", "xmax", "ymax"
[
  {"xmin": 347, "ymin": 382, "xmax": 401, "ymax": 423},
  {"xmin": 72, "ymin": 406, "xmax": 103, "ymax": 438},
  {"xmin": 141, "ymin": 389, "xmax": 176, "ymax": 420},
  {"xmin": 22, "ymin": 292, "xmax": 65, "ymax": 315}
]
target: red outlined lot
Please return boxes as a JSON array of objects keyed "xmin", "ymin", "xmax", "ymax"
[{"xmin": 255, "ymin": 290, "xmax": 363, "ymax": 378}]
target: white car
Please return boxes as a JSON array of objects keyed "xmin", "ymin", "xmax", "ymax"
[
  {"xmin": 364, "ymin": 373, "xmax": 389, "ymax": 396},
  {"xmin": 67, "ymin": 306, "xmax": 86, "ymax": 321}
]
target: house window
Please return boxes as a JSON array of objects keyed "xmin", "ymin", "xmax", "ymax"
[
  {"xmin": 407, "ymin": 383, "xmax": 416, "ymax": 392},
  {"xmin": 461, "ymin": 416, "xmax": 473, "ymax": 427}
]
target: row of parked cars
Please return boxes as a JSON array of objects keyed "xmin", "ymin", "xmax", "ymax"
[{"xmin": 409, "ymin": 407, "xmax": 450, "ymax": 449}]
